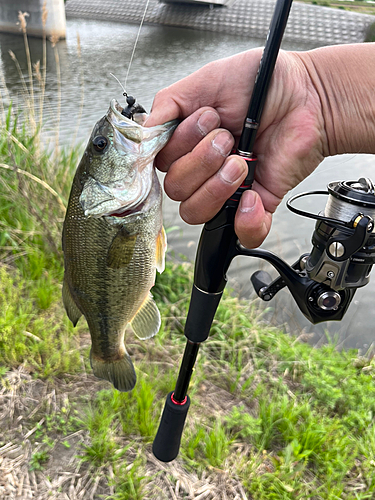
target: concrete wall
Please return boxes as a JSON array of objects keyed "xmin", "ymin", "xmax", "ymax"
[
  {"xmin": 65, "ymin": 0, "xmax": 374, "ymax": 46},
  {"xmin": 0, "ymin": 0, "xmax": 66, "ymax": 39}
]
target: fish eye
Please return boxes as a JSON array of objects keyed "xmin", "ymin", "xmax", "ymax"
[{"xmin": 92, "ymin": 136, "xmax": 108, "ymax": 152}]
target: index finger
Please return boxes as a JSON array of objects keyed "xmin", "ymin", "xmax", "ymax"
[
  {"xmin": 154, "ymin": 107, "xmax": 221, "ymax": 172},
  {"xmin": 145, "ymin": 63, "xmax": 222, "ymax": 127}
]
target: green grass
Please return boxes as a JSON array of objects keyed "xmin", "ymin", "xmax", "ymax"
[
  {"xmin": 297, "ymin": 0, "xmax": 375, "ymax": 15},
  {"xmin": 2, "ymin": 117, "xmax": 375, "ymax": 497},
  {"xmin": 2, "ymin": 39, "xmax": 375, "ymax": 498}
]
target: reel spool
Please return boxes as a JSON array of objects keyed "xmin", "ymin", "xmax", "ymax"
[{"xmin": 306, "ymin": 178, "xmax": 375, "ymax": 292}]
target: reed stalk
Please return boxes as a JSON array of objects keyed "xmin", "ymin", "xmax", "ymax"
[
  {"xmin": 0, "ymin": 14, "xmax": 72, "ymax": 264},
  {"xmin": 0, "ymin": 163, "xmax": 66, "ymax": 213},
  {"xmin": 50, "ymin": 35, "xmax": 61, "ymax": 161},
  {"xmin": 39, "ymin": 2, "xmax": 48, "ymax": 131},
  {"xmin": 64, "ymin": 32, "xmax": 85, "ymax": 189},
  {"xmin": 17, "ymin": 11, "xmax": 36, "ymax": 137},
  {"xmin": 0, "ymin": 66, "xmax": 11, "ymax": 127}
]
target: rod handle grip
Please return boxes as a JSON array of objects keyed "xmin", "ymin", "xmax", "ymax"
[{"xmin": 152, "ymin": 392, "xmax": 190, "ymax": 462}]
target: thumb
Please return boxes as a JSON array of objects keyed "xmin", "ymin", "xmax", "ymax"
[
  {"xmin": 144, "ymin": 91, "xmax": 181, "ymax": 127},
  {"xmin": 235, "ymin": 190, "xmax": 272, "ymax": 249}
]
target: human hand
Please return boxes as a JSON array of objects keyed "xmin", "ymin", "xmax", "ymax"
[{"xmin": 146, "ymin": 44, "xmax": 375, "ymax": 248}]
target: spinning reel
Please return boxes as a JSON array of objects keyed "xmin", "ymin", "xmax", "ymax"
[{"xmin": 249, "ymin": 177, "xmax": 375, "ymax": 324}]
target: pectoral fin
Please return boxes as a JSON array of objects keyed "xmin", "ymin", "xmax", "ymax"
[
  {"xmin": 107, "ymin": 227, "xmax": 137, "ymax": 269},
  {"xmin": 155, "ymin": 226, "xmax": 167, "ymax": 274},
  {"xmin": 130, "ymin": 293, "xmax": 161, "ymax": 340},
  {"xmin": 62, "ymin": 278, "xmax": 82, "ymax": 327}
]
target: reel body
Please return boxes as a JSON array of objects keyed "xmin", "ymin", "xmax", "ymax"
[{"xmin": 250, "ymin": 178, "xmax": 375, "ymax": 324}]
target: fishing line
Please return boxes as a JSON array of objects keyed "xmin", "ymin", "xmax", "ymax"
[
  {"xmin": 110, "ymin": 73, "xmax": 127, "ymax": 95},
  {"xmin": 124, "ymin": 0, "xmax": 150, "ymax": 92}
]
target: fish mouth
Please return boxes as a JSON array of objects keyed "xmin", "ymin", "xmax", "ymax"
[
  {"xmin": 107, "ymin": 99, "xmax": 178, "ymax": 147},
  {"xmin": 106, "ymin": 100, "xmax": 147, "ymax": 146},
  {"xmin": 80, "ymin": 100, "xmax": 178, "ymax": 218},
  {"xmin": 110, "ymin": 99, "xmax": 147, "ymax": 127}
]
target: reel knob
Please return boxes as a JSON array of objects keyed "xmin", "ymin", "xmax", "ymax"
[
  {"xmin": 316, "ymin": 290, "xmax": 341, "ymax": 311},
  {"xmin": 328, "ymin": 241, "xmax": 345, "ymax": 258},
  {"xmin": 251, "ymin": 271, "xmax": 273, "ymax": 300}
]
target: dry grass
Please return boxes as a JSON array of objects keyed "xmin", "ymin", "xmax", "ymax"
[
  {"xmin": 0, "ymin": 368, "xmax": 104, "ymax": 500},
  {"xmin": 0, "ymin": 367, "xmax": 251, "ymax": 500}
]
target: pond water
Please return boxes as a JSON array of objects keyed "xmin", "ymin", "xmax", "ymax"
[{"xmin": 0, "ymin": 18, "xmax": 374, "ymax": 350}]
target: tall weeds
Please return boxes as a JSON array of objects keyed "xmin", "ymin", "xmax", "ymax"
[
  {"xmin": 0, "ymin": 10, "xmax": 83, "ymax": 372},
  {"xmin": 0, "ymin": 9, "xmax": 81, "ymax": 269}
]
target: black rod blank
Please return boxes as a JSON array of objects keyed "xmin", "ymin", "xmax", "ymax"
[
  {"xmin": 174, "ymin": 341, "xmax": 200, "ymax": 402},
  {"xmin": 153, "ymin": 0, "xmax": 294, "ymax": 463},
  {"xmin": 238, "ymin": 0, "xmax": 293, "ymax": 155}
]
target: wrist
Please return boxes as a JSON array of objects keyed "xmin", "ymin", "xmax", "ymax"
[{"xmin": 297, "ymin": 44, "xmax": 375, "ymax": 157}]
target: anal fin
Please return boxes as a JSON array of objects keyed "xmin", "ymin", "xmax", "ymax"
[
  {"xmin": 130, "ymin": 293, "xmax": 161, "ymax": 340},
  {"xmin": 62, "ymin": 278, "xmax": 82, "ymax": 327}
]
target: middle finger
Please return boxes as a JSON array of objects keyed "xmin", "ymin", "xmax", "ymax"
[{"xmin": 164, "ymin": 128, "xmax": 234, "ymax": 202}]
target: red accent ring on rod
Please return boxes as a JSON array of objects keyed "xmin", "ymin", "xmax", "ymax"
[{"xmin": 171, "ymin": 392, "xmax": 188, "ymax": 405}]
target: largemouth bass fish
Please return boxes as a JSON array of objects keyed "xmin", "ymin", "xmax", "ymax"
[{"xmin": 62, "ymin": 99, "xmax": 177, "ymax": 392}]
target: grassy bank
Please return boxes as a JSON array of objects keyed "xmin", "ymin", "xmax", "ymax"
[
  {"xmin": 1, "ymin": 28, "xmax": 375, "ymax": 499},
  {"xmin": 1, "ymin": 114, "xmax": 375, "ymax": 500},
  {"xmin": 297, "ymin": 0, "xmax": 375, "ymax": 15}
]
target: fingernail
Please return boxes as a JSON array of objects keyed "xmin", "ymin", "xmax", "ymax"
[
  {"xmin": 239, "ymin": 190, "xmax": 257, "ymax": 212},
  {"xmin": 197, "ymin": 110, "xmax": 220, "ymax": 136},
  {"xmin": 212, "ymin": 131, "xmax": 234, "ymax": 157},
  {"xmin": 218, "ymin": 157, "xmax": 246, "ymax": 184}
]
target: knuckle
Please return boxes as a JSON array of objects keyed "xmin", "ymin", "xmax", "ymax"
[
  {"xmin": 179, "ymin": 204, "xmax": 201, "ymax": 225},
  {"xmin": 164, "ymin": 176, "xmax": 187, "ymax": 202},
  {"xmin": 202, "ymin": 180, "xmax": 219, "ymax": 200},
  {"xmin": 196, "ymin": 145, "xmax": 220, "ymax": 174},
  {"xmin": 153, "ymin": 87, "xmax": 169, "ymax": 103},
  {"xmin": 200, "ymin": 152, "xmax": 215, "ymax": 171}
]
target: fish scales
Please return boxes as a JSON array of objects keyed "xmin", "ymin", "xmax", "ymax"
[{"xmin": 62, "ymin": 100, "xmax": 177, "ymax": 392}]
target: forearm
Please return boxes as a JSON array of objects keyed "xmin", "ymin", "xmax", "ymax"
[{"xmin": 296, "ymin": 43, "xmax": 375, "ymax": 157}]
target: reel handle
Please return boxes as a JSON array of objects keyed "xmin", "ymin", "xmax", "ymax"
[{"xmin": 251, "ymin": 270, "xmax": 273, "ymax": 299}]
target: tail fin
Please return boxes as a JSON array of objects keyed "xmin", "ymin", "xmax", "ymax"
[{"xmin": 90, "ymin": 350, "xmax": 136, "ymax": 392}]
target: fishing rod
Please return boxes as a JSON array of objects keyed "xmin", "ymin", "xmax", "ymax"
[
  {"xmin": 153, "ymin": 0, "xmax": 375, "ymax": 463},
  {"xmin": 152, "ymin": 0, "xmax": 294, "ymax": 462}
]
